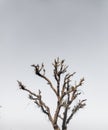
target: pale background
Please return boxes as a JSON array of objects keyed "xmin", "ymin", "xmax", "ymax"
[{"xmin": 0, "ymin": 0, "xmax": 108, "ymax": 130}]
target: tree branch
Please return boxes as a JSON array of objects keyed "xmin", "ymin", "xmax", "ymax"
[
  {"xmin": 17, "ymin": 81, "xmax": 53, "ymax": 123},
  {"xmin": 31, "ymin": 64, "xmax": 57, "ymax": 97},
  {"xmin": 52, "ymin": 58, "xmax": 68, "ymax": 98},
  {"xmin": 66, "ymin": 99, "xmax": 86, "ymax": 124}
]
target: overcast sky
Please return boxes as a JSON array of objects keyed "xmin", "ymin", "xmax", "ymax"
[{"xmin": 0, "ymin": 0, "xmax": 108, "ymax": 130}]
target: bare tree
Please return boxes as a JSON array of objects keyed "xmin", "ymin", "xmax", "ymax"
[{"xmin": 17, "ymin": 58, "xmax": 86, "ymax": 130}]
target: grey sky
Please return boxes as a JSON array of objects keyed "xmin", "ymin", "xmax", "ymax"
[{"xmin": 0, "ymin": 0, "xmax": 108, "ymax": 130}]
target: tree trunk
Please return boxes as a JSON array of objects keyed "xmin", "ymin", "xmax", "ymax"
[
  {"xmin": 62, "ymin": 125, "xmax": 67, "ymax": 130},
  {"xmin": 54, "ymin": 128, "xmax": 60, "ymax": 130},
  {"xmin": 62, "ymin": 129, "xmax": 67, "ymax": 130},
  {"xmin": 53, "ymin": 124, "xmax": 60, "ymax": 130}
]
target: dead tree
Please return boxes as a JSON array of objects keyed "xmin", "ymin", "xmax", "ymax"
[{"xmin": 17, "ymin": 58, "xmax": 86, "ymax": 130}]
